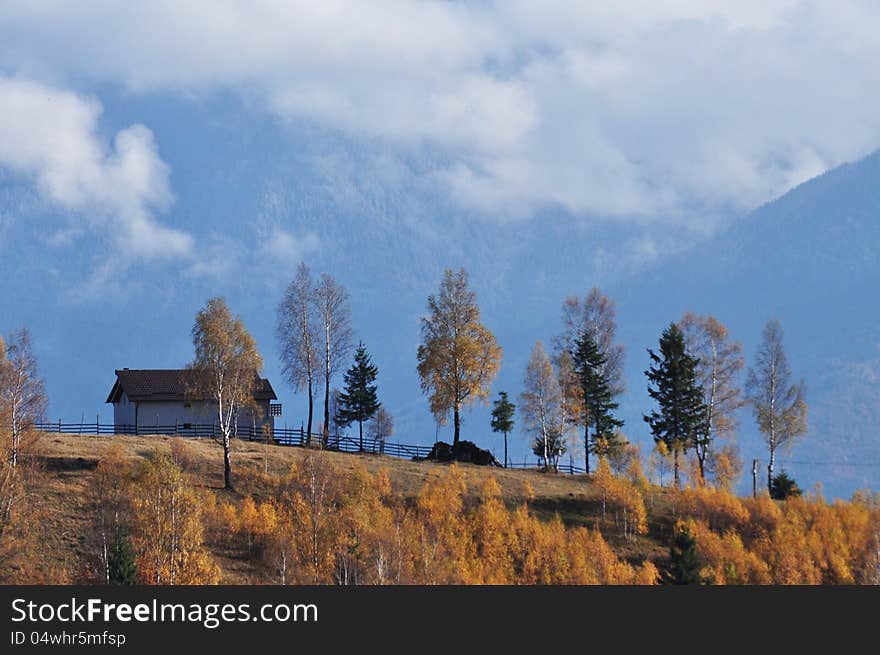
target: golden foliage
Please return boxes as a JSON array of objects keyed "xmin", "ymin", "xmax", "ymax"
[
  {"xmin": 129, "ymin": 450, "xmax": 219, "ymax": 585},
  {"xmin": 416, "ymin": 269, "xmax": 502, "ymax": 433}
]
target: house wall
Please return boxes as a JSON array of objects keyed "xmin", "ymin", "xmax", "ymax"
[
  {"xmin": 112, "ymin": 397, "xmax": 273, "ymax": 433},
  {"xmin": 112, "ymin": 391, "xmax": 136, "ymax": 427}
]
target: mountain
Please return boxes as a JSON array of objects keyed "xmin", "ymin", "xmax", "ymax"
[{"xmin": 613, "ymin": 152, "xmax": 880, "ymax": 497}]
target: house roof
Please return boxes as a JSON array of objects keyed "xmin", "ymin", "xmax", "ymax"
[{"xmin": 105, "ymin": 369, "xmax": 277, "ymax": 404}]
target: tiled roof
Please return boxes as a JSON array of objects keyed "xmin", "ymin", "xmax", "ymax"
[{"xmin": 105, "ymin": 369, "xmax": 277, "ymax": 403}]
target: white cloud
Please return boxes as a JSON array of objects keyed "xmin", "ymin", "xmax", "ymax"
[
  {"xmin": 263, "ymin": 228, "xmax": 320, "ymax": 266},
  {"xmin": 2, "ymin": 1, "xmax": 880, "ymax": 224},
  {"xmin": 0, "ymin": 76, "xmax": 192, "ymax": 258}
]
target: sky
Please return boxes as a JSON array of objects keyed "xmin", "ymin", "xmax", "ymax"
[{"xmin": 2, "ymin": 2, "xmax": 880, "ymax": 495}]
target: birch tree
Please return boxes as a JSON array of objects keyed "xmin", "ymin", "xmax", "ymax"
[
  {"xmin": 0, "ymin": 329, "xmax": 46, "ymax": 468},
  {"xmin": 313, "ymin": 273, "xmax": 353, "ymax": 447},
  {"xmin": 746, "ymin": 320, "xmax": 807, "ymax": 491},
  {"xmin": 277, "ymin": 263, "xmax": 321, "ymax": 442},
  {"xmin": 0, "ymin": 330, "xmax": 45, "ymax": 553},
  {"xmin": 417, "ymin": 268, "xmax": 501, "ymax": 446},
  {"xmin": 190, "ymin": 297, "xmax": 264, "ymax": 490},
  {"xmin": 520, "ymin": 342, "xmax": 565, "ymax": 471},
  {"xmin": 678, "ymin": 313, "xmax": 745, "ymax": 485}
]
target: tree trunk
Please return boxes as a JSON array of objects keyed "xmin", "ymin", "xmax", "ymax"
[
  {"xmin": 453, "ymin": 403, "xmax": 461, "ymax": 446},
  {"xmin": 322, "ymin": 376, "xmax": 330, "ymax": 448},
  {"xmin": 504, "ymin": 432, "xmax": 508, "ymax": 468},
  {"xmin": 358, "ymin": 419, "xmax": 364, "ymax": 452},
  {"xmin": 767, "ymin": 445, "xmax": 775, "ymax": 491},
  {"xmin": 223, "ymin": 432, "xmax": 232, "ymax": 490},
  {"xmin": 583, "ymin": 424, "xmax": 590, "ymax": 475},
  {"xmin": 306, "ymin": 377, "xmax": 314, "ymax": 445},
  {"xmin": 673, "ymin": 448, "xmax": 680, "ymax": 489}
]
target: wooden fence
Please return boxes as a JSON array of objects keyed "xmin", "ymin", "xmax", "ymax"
[{"xmin": 32, "ymin": 420, "xmax": 586, "ymax": 474}]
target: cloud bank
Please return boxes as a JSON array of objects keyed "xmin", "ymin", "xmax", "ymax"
[
  {"xmin": 0, "ymin": 76, "xmax": 192, "ymax": 259},
  {"xmin": 2, "ymin": 1, "xmax": 880, "ymax": 224}
]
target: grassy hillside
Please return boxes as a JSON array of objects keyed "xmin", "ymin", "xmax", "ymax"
[
  {"xmin": 16, "ymin": 432, "xmax": 672, "ymax": 583},
  {"xmin": 6, "ymin": 432, "xmax": 879, "ymax": 585}
]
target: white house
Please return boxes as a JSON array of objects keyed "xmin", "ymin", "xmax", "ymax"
[{"xmin": 105, "ymin": 368, "xmax": 280, "ymax": 436}]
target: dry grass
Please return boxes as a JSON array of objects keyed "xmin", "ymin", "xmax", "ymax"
[{"xmin": 19, "ymin": 432, "xmax": 674, "ymax": 582}]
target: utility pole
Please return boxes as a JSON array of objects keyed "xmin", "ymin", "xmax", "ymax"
[{"xmin": 752, "ymin": 459, "xmax": 759, "ymax": 499}]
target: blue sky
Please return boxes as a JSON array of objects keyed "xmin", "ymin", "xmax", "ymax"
[{"xmin": 2, "ymin": 2, "xmax": 880, "ymax": 495}]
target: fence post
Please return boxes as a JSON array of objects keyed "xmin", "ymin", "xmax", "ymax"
[{"xmin": 58, "ymin": 418, "xmax": 61, "ymax": 433}]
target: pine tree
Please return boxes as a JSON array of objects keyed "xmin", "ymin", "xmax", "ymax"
[
  {"xmin": 571, "ymin": 333, "xmax": 624, "ymax": 470},
  {"xmin": 490, "ymin": 392, "xmax": 515, "ymax": 468},
  {"xmin": 335, "ymin": 343, "xmax": 381, "ymax": 452},
  {"xmin": 663, "ymin": 521, "xmax": 709, "ymax": 585},
  {"xmin": 108, "ymin": 530, "xmax": 137, "ymax": 585},
  {"xmin": 643, "ymin": 323, "xmax": 707, "ymax": 488}
]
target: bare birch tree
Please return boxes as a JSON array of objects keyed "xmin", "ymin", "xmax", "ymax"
[
  {"xmin": 0, "ymin": 329, "xmax": 46, "ymax": 468},
  {"xmin": 678, "ymin": 313, "xmax": 745, "ymax": 485},
  {"xmin": 277, "ymin": 263, "xmax": 321, "ymax": 443},
  {"xmin": 0, "ymin": 332, "xmax": 45, "ymax": 556},
  {"xmin": 746, "ymin": 320, "xmax": 808, "ymax": 490},
  {"xmin": 313, "ymin": 273, "xmax": 353, "ymax": 447},
  {"xmin": 520, "ymin": 342, "xmax": 564, "ymax": 471},
  {"xmin": 190, "ymin": 297, "xmax": 264, "ymax": 490}
]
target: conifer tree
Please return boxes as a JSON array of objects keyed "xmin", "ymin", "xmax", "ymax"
[
  {"xmin": 336, "ymin": 343, "xmax": 381, "ymax": 452},
  {"xmin": 571, "ymin": 333, "xmax": 624, "ymax": 471},
  {"xmin": 664, "ymin": 521, "xmax": 708, "ymax": 585},
  {"xmin": 490, "ymin": 391, "xmax": 515, "ymax": 468},
  {"xmin": 643, "ymin": 323, "xmax": 707, "ymax": 488},
  {"xmin": 108, "ymin": 530, "xmax": 137, "ymax": 585}
]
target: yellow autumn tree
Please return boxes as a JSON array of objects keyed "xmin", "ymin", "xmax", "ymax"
[
  {"xmin": 417, "ymin": 269, "xmax": 502, "ymax": 446},
  {"xmin": 129, "ymin": 450, "xmax": 218, "ymax": 585},
  {"xmin": 468, "ymin": 477, "xmax": 514, "ymax": 584},
  {"xmin": 412, "ymin": 465, "xmax": 472, "ymax": 583}
]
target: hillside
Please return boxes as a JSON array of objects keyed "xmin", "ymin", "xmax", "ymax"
[
  {"xmin": 4, "ymin": 432, "xmax": 879, "ymax": 585},
  {"xmin": 14, "ymin": 433, "xmax": 670, "ymax": 584}
]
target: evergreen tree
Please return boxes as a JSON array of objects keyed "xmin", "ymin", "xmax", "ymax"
[
  {"xmin": 571, "ymin": 333, "xmax": 624, "ymax": 469},
  {"xmin": 335, "ymin": 343, "xmax": 381, "ymax": 452},
  {"xmin": 663, "ymin": 521, "xmax": 709, "ymax": 585},
  {"xmin": 108, "ymin": 530, "xmax": 137, "ymax": 585},
  {"xmin": 643, "ymin": 323, "xmax": 707, "ymax": 488},
  {"xmin": 490, "ymin": 391, "xmax": 516, "ymax": 468},
  {"xmin": 769, "ymin": 471, "xmax": 802, "ymax": 500}
]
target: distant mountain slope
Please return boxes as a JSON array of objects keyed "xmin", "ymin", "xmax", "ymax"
[{"xmin": 616, "ymin": 151, "xmax": 880, "ymax": 497}]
